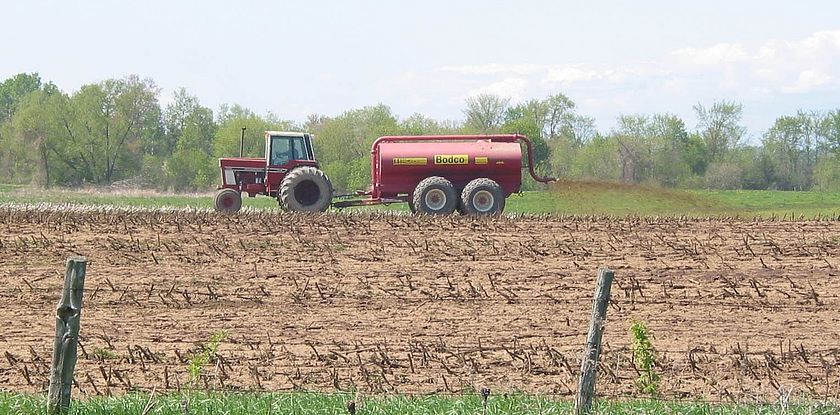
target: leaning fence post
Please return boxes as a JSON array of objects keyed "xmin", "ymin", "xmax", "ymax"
[
  {"xmin": 575, "ymin": 268, "xmax": 615, "ymax": 415},
  {"xmin": 47, "ymin": 256, "xmax": 87, "ymax": 415}
]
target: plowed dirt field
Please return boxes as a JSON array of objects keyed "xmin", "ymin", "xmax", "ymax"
[{"xmin": 1, "ymin": 206, "xmax": 838, "ymax": 401}]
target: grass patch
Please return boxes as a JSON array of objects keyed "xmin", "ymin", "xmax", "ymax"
[
  {"xmin": 699, "ymin": 189, "xmax": 840, "ymax": 218},
  {"xmin": 0, "ymin": 185, "xmax": 274, "ymax": 210},
  {"xmin": 1, "ymin": 183, "xmax": 838, "ymax": 218},
  {"xmin": 1, "ymin": 392, "xmax": 837, "ymax": 415}
]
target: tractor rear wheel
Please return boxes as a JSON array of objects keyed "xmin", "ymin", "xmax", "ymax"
[
  {"xmin": 279, "ymin": 166, "xmax": 333, "ymax": 212},
  {"xmin": 213, "ymin": 188, "xmax": 242, "ymax": 213},
  {"xmin": 460, "ymin": 178, "xmax": 505, "ymax": 215},
  {"xmin": 412, "ymin": 176, "xmax": 457, "ymax": 215}
]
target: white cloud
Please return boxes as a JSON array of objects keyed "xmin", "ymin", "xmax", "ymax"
[
  {"xmin": 394, "ymin": 71, "xmax": 418, "ymax": 84},
  {"xmin": 467, "ymin": 78, "xmax": 528, "ymax": 100},
  {"xmin": 440, "ymin": 64, "xmax": 547, "ymax": 76},
  {"xmin": 782, "ymin": 69, "xmax": 832, "ymax": 93},
  {"xmin": 405, "ymin": 29, "xmax": 840, "ymax": 131},
  {"xmin": 660, "ymin": 77, "xmax": 687, "ymax": 94},
  {"xmin": 541, "ymin": 66, "xmax": 659, "ymax": 86},
  {"xmin": 793, "ymin": 30, "xmax": 840, "ymax": 56},
  {"xmin": 442, "ymin": 62, "xmax": 670, "ymax": 91},
  {"xmin": 669, "ymin": 30, "xmax": 840, "ymax": 94},
  {"xmin": 543, "ymin": 67, "xmax": 599, "ymax": 84},
  {"xmin": 672, "ymin": 43, "xmax": 749, "ymax": 65}
]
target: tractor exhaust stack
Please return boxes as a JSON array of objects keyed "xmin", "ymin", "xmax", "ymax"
[{"xmin": 239, "ymin": 127, "xmax": 246, "ymax": 158}]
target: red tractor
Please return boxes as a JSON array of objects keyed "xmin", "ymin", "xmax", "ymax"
[
  {"xmin": 214, "ymin": 131, "xmax": 554, "ymax": 214},
  {"xmin": 214, "ymin": 131, "xmax": 333, "ymax": 213}
]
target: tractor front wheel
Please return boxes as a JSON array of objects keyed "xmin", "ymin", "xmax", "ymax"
[
  {"xmin": 214, "ymin": 188, "xmax": 242, "ymax": 213},
  {"xmin": 279, "ymin": 166, "xmax": 334, "ymax": 212},
  {"xmin": 412, "ymin": 176, "xmax": 457, "ymax": 215}
]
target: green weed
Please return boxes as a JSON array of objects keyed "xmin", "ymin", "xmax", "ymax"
[
  {"xmin": 91, "ymin": 348, "xmax": 117, "ymax": 361},
  {"xmin": 186, "ymin": 331, "xmax": 227, "ymax": 386},
  {"xmin": 630, "ymin": 320, "xmax": 660, "ymax": 395}
]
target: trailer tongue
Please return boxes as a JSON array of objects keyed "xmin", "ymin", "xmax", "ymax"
[{"xmin": 214, "ymin": 133, "xmax": 554, "ymax": 215}]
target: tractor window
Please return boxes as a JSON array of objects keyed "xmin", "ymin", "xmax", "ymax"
[
  {"xmin": 271, "ymin": 135, "xmax": 313, "ymax": 165},
  {"xmin": 292, "ymin": 137, "xmax": 307, "ymax": 160},
  {"xmin": 270, "ymin": 137, "xmax": 292, "ymax": 166}
]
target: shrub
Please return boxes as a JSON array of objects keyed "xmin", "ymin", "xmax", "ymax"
[{"xmin": 703, "ymin": 162, "xmax": 743, "ymax": 190}]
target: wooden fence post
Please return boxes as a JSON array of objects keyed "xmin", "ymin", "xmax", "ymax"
[
  {"xmin": 47, "ymin": 256, "xmax": 87, "ymax": 415},
  {"xmin": 575, "ymin": 268, "xmax": 615, "ymax": 415}
]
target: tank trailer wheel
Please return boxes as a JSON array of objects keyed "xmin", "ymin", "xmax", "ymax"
[
  {"xmin": 279, "ymin": 166, "xmax": 334, "ymax": 212},
  {"xmin": 412, "ymin": 176, "xmax": 458, "ymax": 215},
  {"xmin": 213, "ymin": 188, "xmax": 242, "ymax": 213},
  {"xmin": 407, "ymin": 193, "xmax": 417, "ymax": 214},
  {"xmin": 460, "ymin": 178, "xmax": 505, "ymax": 215},
  {"xmin": 456, "ymin": 194, "xmax": 468, "ymax": 215}
]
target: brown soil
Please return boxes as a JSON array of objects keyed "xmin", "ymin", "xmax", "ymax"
[{"xmin": 1, "ymin": 207, "xmax": 838, "ymax": 401}]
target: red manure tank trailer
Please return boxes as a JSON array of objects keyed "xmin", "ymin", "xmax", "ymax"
[{"xmin": 214, "ymin": 132, "xmax": 554, "ymax": 215}]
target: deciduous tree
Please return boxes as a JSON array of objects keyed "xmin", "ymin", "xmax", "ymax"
[
  {"xmin": 694, "ymin": 101, "xmax": 745, "ymax": 162},
  {"xmin": 464, "ymin": 94, "xmax": 509, "ymax": 133}
]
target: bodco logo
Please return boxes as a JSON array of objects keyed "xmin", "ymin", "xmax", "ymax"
[{"xmin": 434, "ymin": 154, "xmax": 468, "ymax": 165}]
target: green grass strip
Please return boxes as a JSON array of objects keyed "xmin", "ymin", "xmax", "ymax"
[
  {"xmin": 0, "ymin": 184, "xmax": 838, "ymax": 218},
  {"xmin": 1, "ymin": 392, "xmax": 838, "ymax": 415}
]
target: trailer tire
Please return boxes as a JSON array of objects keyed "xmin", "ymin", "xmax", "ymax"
[
  {"xmin": 460, "ymin": 178, "xmax": 505, "ymax": 215},
  {"xmin": 279, "ymin": 166, "xmax": 333, "ymax": 212},
  {"xmin": 407, "ymin": 194, "xmax": 417, "ymax": 214},
  {"xmin": 412, "ymin": 176, "xmax": 458, "ymax": 215},
  {"xmin": 214, "ymin": 188, "xmax": 242, "ymax": 213},
  {"xmin": 456, "ymin": 197, "xmax": 468, "ymax": 215}
]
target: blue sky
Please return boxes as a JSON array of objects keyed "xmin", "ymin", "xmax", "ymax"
[{"xmin": 2, "ymin": 0, "xmax": 839, "ymax": 139}]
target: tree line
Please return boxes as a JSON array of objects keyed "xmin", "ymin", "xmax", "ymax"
[{"xmin": 1, "ymin": 72, "xmax": 838, "ymax": 192}]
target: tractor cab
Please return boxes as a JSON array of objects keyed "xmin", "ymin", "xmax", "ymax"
[
  {"xmin": 266, "ymin": 132, "xmax": 315, "ymax": 167},
  {"xmin": 214, "ymin": 131, "xmax": 334, "ymax": 213},
  {"xmin": 262, "ymin": 131, "xmax": 318, "ymax": 194}
]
